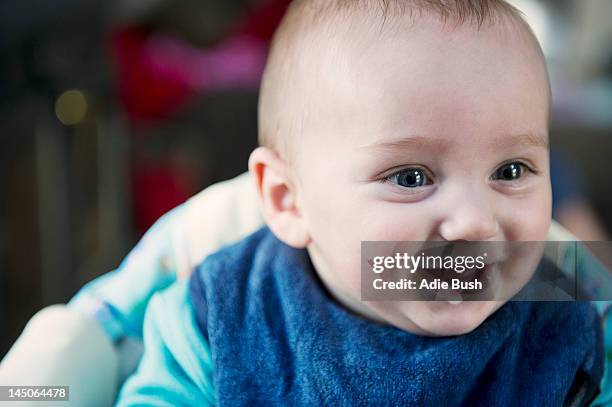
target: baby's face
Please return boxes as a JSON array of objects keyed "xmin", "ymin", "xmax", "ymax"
[{"xmin": 292, "ymin": 18, "xmax": 552, "ymax": 335}]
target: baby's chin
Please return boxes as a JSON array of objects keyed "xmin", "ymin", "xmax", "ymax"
[{"xmin": 381, "ymin": 300, "xmax": 504, "ymax": 337}]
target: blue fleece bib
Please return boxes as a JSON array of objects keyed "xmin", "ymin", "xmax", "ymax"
[{"xmin": 189, "ymin": 227, "xmax": 603, "ymax": 406}]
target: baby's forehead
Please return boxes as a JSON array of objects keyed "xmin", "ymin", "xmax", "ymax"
[{"xmin": 313, "ymin": 27, "xmax": 547, "ymax": 124}]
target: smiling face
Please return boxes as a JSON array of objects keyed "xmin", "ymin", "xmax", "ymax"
[{"xmin": 282, "ymin": 15, "xmax": 552, "ymax": 336}]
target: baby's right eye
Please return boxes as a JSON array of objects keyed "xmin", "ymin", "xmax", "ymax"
[{"xmin": 387, "ymin": 168, "xmax": 431, "ymax": 188}]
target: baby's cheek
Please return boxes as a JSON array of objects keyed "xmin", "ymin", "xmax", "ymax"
[
  {"xmin": 505, "ymin": 195, "xmax": 552, "ymax": 241},
  {"xmin": 357, "ymin": 202, "xmax": 433, "ymax": 242}
]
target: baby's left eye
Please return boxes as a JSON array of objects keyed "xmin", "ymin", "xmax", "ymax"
[
  {"xmin": 388, "ymin": 168, "xmax": 431, "ymax": 188},
  {"xmin": 492, "ymin": 162, "xmax": 526, "ymax": 181}
]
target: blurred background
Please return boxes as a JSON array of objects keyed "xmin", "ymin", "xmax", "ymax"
[{"xmin": 0, "ymin": 0, "xmax": 611, "ymax": 357}]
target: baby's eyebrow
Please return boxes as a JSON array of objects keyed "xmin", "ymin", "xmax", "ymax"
[
  {"xmin": 360, "ymin": 136, "xmax": 450, "ymax": 152},
  {"xmin": 360, "ymin": 133, "xmax": 549, "ymax": 152},
  {"xmin": 503, "ymin": 133, "xmax": 549, "ymax": 149}
]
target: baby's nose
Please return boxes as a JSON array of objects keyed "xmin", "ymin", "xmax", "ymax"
[{"xmin": 438, "ymin": 194, "xmax": 499, "ymax": 241}]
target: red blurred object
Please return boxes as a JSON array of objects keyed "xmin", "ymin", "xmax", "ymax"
[
  {"xmin": 111, "ymin": 27, "xmax": 194, "ymax": 123},
  {"xmin": 110, "ymin": 0, "xmax": 291, "ymax": 125},
  {"xmin": 132, "ymin": 163, "xmax": 195, "ymax": 236}
]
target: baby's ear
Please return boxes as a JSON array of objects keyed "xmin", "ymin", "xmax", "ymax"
[{"xmin": 248, "ymin": 147, "xmax": 311, "ymax": 248}]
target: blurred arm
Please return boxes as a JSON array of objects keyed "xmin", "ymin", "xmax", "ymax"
[{"xmin": 0, "ymin": 305, "xmax": 118, "ymax": 406}]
